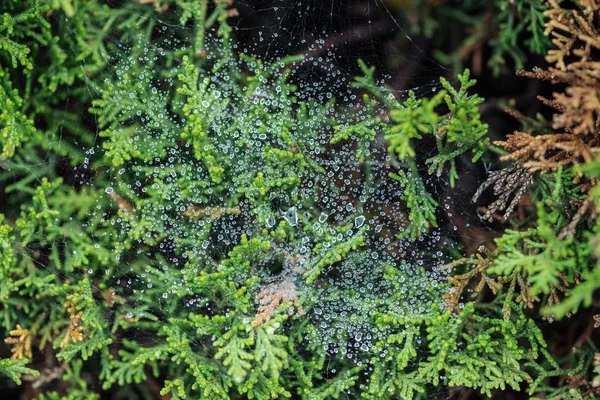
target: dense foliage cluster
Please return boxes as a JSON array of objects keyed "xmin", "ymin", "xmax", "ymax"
[{"xmin": 1, "ymin": 0, "xmax": 600, "ymax": 399}]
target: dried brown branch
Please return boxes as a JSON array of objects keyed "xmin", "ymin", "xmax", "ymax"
[
  {"xmin": 558, "ymin": 195, "xmax": 593, "ymax": 239},
  {"xmin": 472, "ymin": 163, "xmax": 535, "ymax": 221}
]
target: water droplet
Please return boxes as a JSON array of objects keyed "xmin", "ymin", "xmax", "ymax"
[
  {"xmin": 354, "ymin": 216, "xmax": 365, "ymax": 228},
  {"xmin": 282, "ymin": 207, "xmax": 298, "ymax": 226}
]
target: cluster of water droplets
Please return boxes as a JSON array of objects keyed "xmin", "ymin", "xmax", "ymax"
[{"xmin": 77, "ymin": 14, "xmax": 452, "ymax": 377}]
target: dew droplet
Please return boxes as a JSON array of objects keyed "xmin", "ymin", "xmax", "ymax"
[{"xmin": 354, "ymin": 216, "xmax": 365, "ymax": 228}]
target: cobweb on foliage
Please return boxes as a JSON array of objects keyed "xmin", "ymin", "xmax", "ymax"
[{"xmin": 62, "ymin": 0, "xmax": 467, "ymax": 396}]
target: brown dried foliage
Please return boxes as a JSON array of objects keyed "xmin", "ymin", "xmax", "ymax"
[
  {"xmin": 501, "ymin": 1, "xmax": 600, "ymax": 172},
  {"xmin": 564, "ymin": 352, "xmax": 600, "ymax": 398},
  {"xmin": 477, "ymin": 0, "xmax": 600, "ymax": 221},
  {"xmin": 108, "ymin": 191, "xmax": 134, "ymax": 214},
  {"xmin": 101, "ymin": 287, "xmax": 126, "ymax": 308},
  {"xmin": 4, "ymin": 324, "xmax": 32, "ymax": 359},
  {"xmin": 472, "ymin": 163, "xmax": 535, "ymax": 222},
  {"xmin": 251, "ymin": 253, "xmax": 306, "ymax": 327},
  {"xmin": 60, "ymin": 298, "xmax": 84, "ymax": 348},
  {"xmin": 444, "ymin": 246, "xmax": 542, "ymax": 320},
  {"xmin": 252, "ymin": 274, "xmax": 304, "ymax": 327}
]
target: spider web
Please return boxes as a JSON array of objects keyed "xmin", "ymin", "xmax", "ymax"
[{"xmin": 29, "ymin": 1, "xmax": 472, "ymax": 398}]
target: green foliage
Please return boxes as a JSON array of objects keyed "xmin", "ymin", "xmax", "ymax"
[
  {"xmin": 350, "ymin": 65, "xmax": 487, "ymax": 240},
  {"xmin": 389, "ymin": 170, "xmax": 438, "ymax": 240},
  {"xmin": 177, "ymin": 55, "xmax": 228, "ymax": 182},
  {"xmin": 420, "ymin": 302, "xmax": 543, "ymax": 396},
  {"xmin": 459, "ymin": 168, "xmax": 596, "ymax": 322},
  {"xmin": 532, "ymin": 159, "xmax": 600, "ymax": 319},
  {"xmin": 366, "ymin": 278, "xmax": 547, "ymax": 398},
  {"xmin": 55, "ymin": 278, "xmax": 112, "ymax": 362},
  {"xmin": 546, "ymin": 266, "xmax": 600, "ymax": 319},
  {"xmin": 0, "ymin": 0, "xmax": 50, "ymax": 70},
  {"xmin": 0, "ymin": 0, "xmax": 597, "ymax": 399},
  {"xmin": 527, "ymin": 347, "xmax": 595, "ymax": 399},
  {"xmin": 490, "ymin": 0, "xmax": 551, "ymax": 70},
  {"xmin": 0, "ymin": 68, "xmax": 37, "ymax": 159},
  {"xmin": 386, "ymin": 89, "xmax": 443, "ymax": 162},
  {"xmin": 331, "ymin": 94, "xmax": 379, "ymax": 162},
  {"xmin": 428, "ymin": 70, "xmax": 488, "ymax": 184},
  {"xmin": 0, "ymin": 357, "xmax": 38, "ymax": 385},
  {"xmin": 490, "ymin": 201, "xmax": 588, "ymax": 298},
  {"xmin": 409, "ymin": 0, "xmax": 552, "ymax": 75},
  {"xmin": 385, "ymin": 69, "xmax": 488, "ymax": 185}
]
